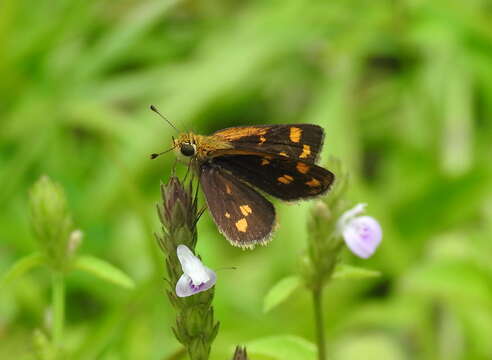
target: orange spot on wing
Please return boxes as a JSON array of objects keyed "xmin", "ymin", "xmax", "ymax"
[
  {"xmin": 279, "ymin": 152, "xmax": 288, "ymax": 157},
  {"xmin": 306, "ymin": 178, "xmax": 321, "ymax": 187},
  {"xmin": 225, "ymin": 184, "xmax": 232, "ymax": 194},
  {"xmin": 240, "ymin": 205, "xmax": 252, "ymax": 216},
  {"xmin": 290, "ymin": 127, "xmax": 302, "ymax": 143},
  {"xmin": 259, "ymin": 136, "xmax": 267, "ymax": 144},
  {"xmin": 296, "ymin": 162, "xmax": 310, "ymax": 174},
  {"xmin": 261, "ymin": 158, "xmax": 270, "ymax": 165},
  {"xmin": 299, "ymin": 145, "xmax": 311, "ymax": 159},
  {"xmin": 278, "ymin": 174, "xmax": 294, "ymax": 184},
  {"xmin": 235, "ymin": 218, "xmax": 248, "ymax": 232},
  {"xmin": 225, "ymin": 212, "xmax": 231, "ymax": 218}
]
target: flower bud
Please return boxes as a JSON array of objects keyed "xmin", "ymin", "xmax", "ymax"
[
  {"xmin": 29, "ymin": 176, "xmax": 74, "ymax": 271},
  {"xmin": 231, "ymin": 346, "xmax": 248, "ymax": 360},
  {"xmin": 311, "ymin": 200, "xmax": 331, "ymax": 221}
]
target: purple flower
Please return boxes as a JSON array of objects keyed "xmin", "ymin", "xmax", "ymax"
[
  {"xmin": 337, "ymin": 203, "xmax": 382, "ymax": 259},
  {"xmin": 175, "ymin": 245, "xmax": 216, "ymax": 297}
]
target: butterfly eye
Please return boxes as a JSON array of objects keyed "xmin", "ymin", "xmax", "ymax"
[{"xmin": 180, "ymin": 143, "xmax": 196, "ymax": 157}]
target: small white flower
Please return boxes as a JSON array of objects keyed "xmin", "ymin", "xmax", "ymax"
[
  {"xmin": 67, "ymin": 229, "xmax": 83, "ymax": 256},
  {"xmin": 337, "ymin": 203, "xmax": 382, "ymax": 259},
  {"xmin": 175, "ymin": 245, "xmax": 216, "ymax": 297}
]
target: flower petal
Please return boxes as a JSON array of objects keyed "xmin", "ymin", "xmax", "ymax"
[
  {"xmin": 177, "ymin": 244, "xmax": 210, "ymax": 285},
  {"xmin": 202, "ymin": 267, "xmax": 217, "ymax": 291},
  {"xmin": 175, "ymin": 268, "xmax": 216, "ymax": 297},
  {"xmin": 342, "ymin": 215, "xmax": 382, "ymax": 259},
  {"xmin": 176, "ymin": 273, "xmax": 195, "ymax": 297},
  {"xmin": 337, "ymin": 203, "xmax": 367, "ymax": 232}
]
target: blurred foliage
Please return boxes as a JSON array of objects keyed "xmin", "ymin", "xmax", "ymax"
[{"xmin": 1, "ymin": 0, "xmax": 492, "ymax": 359}]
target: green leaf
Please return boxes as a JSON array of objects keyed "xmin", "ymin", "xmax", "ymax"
[
  {"xmin": 332, "ymin": 264, "xmax": 381, "ymax": 280},
  {"xmin": 0, "ymin": 252, "xmax": 45, "ymax": 288},
  {"xmin": 247, "ymin": 335, "xmax": 316, "ymax": 360},
  {"xmin": 73, "ymin": 255, "xmax": 135, "ymax": 289},
  {"xmin": 333, "ymin": 333, "xmax": 406, "ymax": 360},
  {"xmin": 263, "ymin": 275, "xmax": 301, "ymax": 313},
  {"xmin": 401, "ymin": 260, "xmax": 492, "ymax": 306}
]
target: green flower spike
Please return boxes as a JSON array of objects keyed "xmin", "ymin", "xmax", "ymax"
[{"xmin": 157, "ymin": 176, "xmax": 219, "ymax": 360}]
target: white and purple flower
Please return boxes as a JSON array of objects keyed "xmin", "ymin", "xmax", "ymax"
[
  {"xmin": 176, "ymin": 245, "xmax": 216, "ymax": 297},
  {"xmin": 337, "ymin": 203, "xmax": 382, "ymax": 259}
]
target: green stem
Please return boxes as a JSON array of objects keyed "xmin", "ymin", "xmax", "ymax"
[
  {"xmin": 312, "ymin": 287, "xmax": 326, "ymax": 360},
  {"xmin": 52, "ymin": 272, "xmax": 65, "ymax": 351}
]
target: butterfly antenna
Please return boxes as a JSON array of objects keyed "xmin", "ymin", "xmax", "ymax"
[
  {"xmin": 150, "ymin": 145, "xmax": 176, "ymax": 159},
  {"xmin": 150, "ymin": 105, "xmax": 181, "ymax": 133}
]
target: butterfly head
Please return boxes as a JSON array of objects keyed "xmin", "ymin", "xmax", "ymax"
[
  {"xmin": 173, "ymin": 133, "xmax": 199, "ymax": 160},
  {"xmin": 172, "ymin": 132, "xmax": 233, "ymax": 161}
]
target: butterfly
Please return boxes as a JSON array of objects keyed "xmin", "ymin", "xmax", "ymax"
[{"xmin": 151, "ymin": 107, "xmax": 335, "ymax": 249}]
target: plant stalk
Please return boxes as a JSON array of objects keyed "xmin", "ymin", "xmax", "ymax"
[
  {"xmin": 312, "ymin": 287, "xmax": 326, "ymax": 360},
  {"xmin": 51, "ymin": 271, "xmax": 65, "ymax": 351}
]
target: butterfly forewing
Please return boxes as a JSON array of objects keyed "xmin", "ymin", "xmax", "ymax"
[
  {"xmin": 212, "ymin": 155, "xmax": 334, "ymax": 201},
  {"xmin": 199, "ymin": 163, "xmax": 276, "ymax": 248},
  {"xmin": 212, "ymin": 124, "xmax": 324, "ymax": 163}
]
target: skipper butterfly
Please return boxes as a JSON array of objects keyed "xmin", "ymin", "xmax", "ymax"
[{"xmin": 151, "ymin": 107, "xmax": 335, "ymax": 249}]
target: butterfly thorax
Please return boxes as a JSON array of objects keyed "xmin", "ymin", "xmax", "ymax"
[{"xmin": 173, "ymin": 132, "xmax": 233, "ymax": 162}]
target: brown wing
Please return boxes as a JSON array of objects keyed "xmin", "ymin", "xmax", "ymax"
[
  {"xmin": 200, "ymin": 163, "xmax": 276, "ymax": 248},
  {"xmin": 212, "ymin": 124, "xmax": 324, "ymax": 164},
  {"xmin": 211, "ymin": 155, "xmax": 334, "ymax": 201}
]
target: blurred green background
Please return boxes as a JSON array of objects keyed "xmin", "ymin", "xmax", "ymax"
[{"xmin": 1, "ymin": 0, "xmax": 492, "ymax": 359}]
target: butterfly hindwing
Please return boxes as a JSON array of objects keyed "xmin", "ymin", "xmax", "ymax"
[
  {"xmin": 211, "ymin": 155, "xmax": 334, "ymax": 201},
  {"xmin": 199, "ymin": 163, "xmax": 276, "ymax": 248},
  {"xmin": 212, "ymin": 124, "xmax": 324, "ymax": 163}
]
